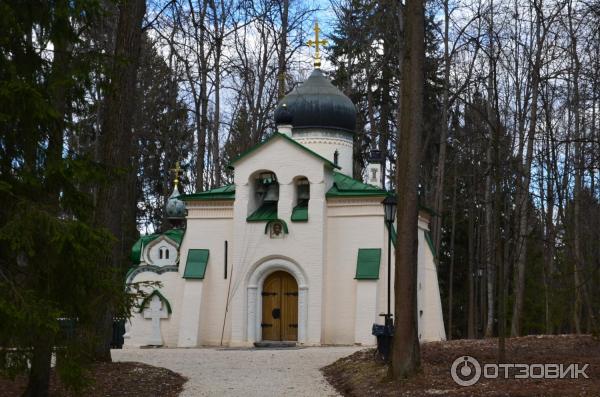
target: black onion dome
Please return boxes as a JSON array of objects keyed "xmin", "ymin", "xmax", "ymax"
[{"xmin": 274, "ymin": 69, "xmax": 356, "ymax": 133}]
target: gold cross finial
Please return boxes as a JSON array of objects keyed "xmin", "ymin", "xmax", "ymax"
[
  {"xmin": 170, "ymin": 161, "xmax": 182, "ymax": 188},
  {"xmin": 306, "ymin": 20, "xmax": 327, "ymax": 69}
]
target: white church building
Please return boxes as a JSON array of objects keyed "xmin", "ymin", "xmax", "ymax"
[{"xmin": 124, "ymin": 66, "xmax": 446, "ymax": 348}]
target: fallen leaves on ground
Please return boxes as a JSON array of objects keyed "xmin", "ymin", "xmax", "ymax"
[
  {"xmin": 322, "ymin": 334, "xmax": 600, "ymax": 396},
  {"xmin": 1, "ymin": 361, "xmax": 187, "ymax": 397}
]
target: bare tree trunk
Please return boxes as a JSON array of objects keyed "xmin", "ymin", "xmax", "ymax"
[
  {"xmin": 511, "ymin": 0, "xmax": 542, "ymax": 337},
  {"xmin": 198, "ymin": 60, "xmax": 209, "ymax": 191},
  {"xmin": 93, "ymin": 0, "xmax": 146, "ymax": 361},
  {"xmin": 390, "ymin": 0, "xmax": 423, "ymax": 380},
  {"xmin": 483, "ymin": 152, "xmax": 494, "ymax": 337},
  {"xmin": 567, "ymin": 0, "xmax": 583, "ymax": 334},
  {"xmin": 24, "ymin": 335, "xmax": 52, "ymax": 397},
  {"xmin": 447, "ymin": 166, "xmax": 457, "ymax": 340},
  {"xmin": 467, "ymin": 204, "xmax": 476, "ymax": 338},
  {"xmin": 541, "ymin": 91, "xmax": 556, "ymax": 334},
  {"xmin": 483, "ymin": 1, "xmax": 497, "ymax": 336},
  {"xmin": 380, "ymin": 38, "xmax": 392, "ymax": 188},
  {"xmin": 277, "ymin": 0, "xmax": 289, "ymax": 100},
  {"xmin": 210, "ymin": 0, "xmax": 224, "ymax": 187},
  {"xmin": 432, "ymin": 0, "xmax": 450, "ymax": 259}
]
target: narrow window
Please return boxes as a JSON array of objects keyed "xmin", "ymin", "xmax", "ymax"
[
  {"xmin": 292, "ymin": 177, "xmax": 310, "ymax": 222},
  {"xmin": 159, "ymin": 248, "xmax": 163, "ymax": 259},
  {"xmin": 248, "ymin": 172, "xmax": 279, "ymax": 221},
  {"xmin": 165, "ymin": 249, "xmax": 169, "ymax": 259},
  {"xmin": 333, "ymin": 150, "xmax": 339, "ymax": 166}
]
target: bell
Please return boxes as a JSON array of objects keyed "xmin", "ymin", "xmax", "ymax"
[
  {"xmin": 297, "ymin": 185, "xmax": 310, "ymax": 200},
  {"xmin": 264, "ymin": 183, "xmax": 279, "ymax": 201},
  {"xmin": 259, "ymin": 172, "xmax": 276, "ymax": 185}
]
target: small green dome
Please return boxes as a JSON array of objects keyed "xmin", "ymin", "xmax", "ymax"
[{"xmin": 166, "ymin": 185, "xmax": 186, "ymax": 219}]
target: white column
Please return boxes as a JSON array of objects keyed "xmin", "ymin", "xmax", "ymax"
[
  {"xmin": 247, "ymin": 286, "xmax": 258, "ymax": 343},
  {"xmin": 354, "ymin": 280, "xmax": 378, "ymax": 345},
  {"xmin": 177, "ymin": 280, "xmax": 204, "ymax": 347},
  {"xmin": 298, "ymin": 286, "xmax": 308, "ymax": 343},
  {"xmin": 278, "ymin": 183, "xmax": 294, "ymax": 221}
]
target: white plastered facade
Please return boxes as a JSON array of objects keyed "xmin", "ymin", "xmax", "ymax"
[{"xmin": 124, "ymin": 133, "xmax": 446, "ymax": 348}]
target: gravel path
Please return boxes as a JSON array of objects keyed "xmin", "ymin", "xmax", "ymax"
[{"xmin": 112, "ymin": 346, "xmax": 361, "ymax": 397}]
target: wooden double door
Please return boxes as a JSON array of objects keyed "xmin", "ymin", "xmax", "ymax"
[{"xmin": 261, "ymin": 271, "xmax": 298, "ymax": 341}]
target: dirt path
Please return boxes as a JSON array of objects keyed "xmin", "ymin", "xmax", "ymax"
[{"xmin": 112, "ymin": 346, "xmax": 361, "ymax": 397}]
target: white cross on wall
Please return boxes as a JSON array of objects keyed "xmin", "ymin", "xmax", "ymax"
[{"xmin": 143, "ymin": 294, "xmax": 169, "ymax": 346}]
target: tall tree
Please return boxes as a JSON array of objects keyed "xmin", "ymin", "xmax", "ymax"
[
  {"xmin": 93, "ymin": 0, "xmax": 146, "ymax": 361},
  {"xmin": 390, "ymin": 0, "xmax": 423, "ymax": 380},
  {"xmin": 0, "ymin": 0, "xmax": 127, "ymax": 394}
]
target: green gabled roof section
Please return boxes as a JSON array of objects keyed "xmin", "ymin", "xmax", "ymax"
[
  {"xmin": 291, "ymin": 203, "xmax": 308, "ymax": 222},
  {"xmin": 424, "ymin": 230, "xmax": 437, "ymax": 258},
  {"xmin": 130, "ymin": 228, "xmax": 185, "ymax": 265},
  {"xmin": 179, "ymin": 184, "xmax": 235, "ymax": 201},
  {"xmin": 327, "ymin": 172, "xmax": 389, "ymax": 198},
  {"xmin": 183, "ymin": 249, "xmax": 209, "ymax": 279},
  {"xmin": 228, "ymin": 133, "xmax": 340, "ymax": 170},
  {"xmin": 355, "ymin": 248, "xmax": 382, "ymax": 280},
  {"xmin": 247, "ymin": 201, "xmax": 278, "ymax": 222}
]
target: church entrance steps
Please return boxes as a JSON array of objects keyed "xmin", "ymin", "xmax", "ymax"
[{"xmin": 253, "ymin": 341, "xmax": 297, "ymax": 348}]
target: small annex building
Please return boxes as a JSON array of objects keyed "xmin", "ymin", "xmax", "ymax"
[{"xmin": 124, "ymin": 66, "xmax": 446, "ymax": 348}]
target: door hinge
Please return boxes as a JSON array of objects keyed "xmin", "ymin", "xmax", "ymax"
[
  {"xmin": 289, "ymin": 324, "xmax": 298, "ymax": 328},
  {"xmin": 261, "ymin": 292, "xmax": 277, "ymax": 296},
  {"xmin": 284, "ymin": 292, "xmax": 298, "ymax": 296},
  {"xmin": 261, "ymin": 323, "xmax": 272, "ymax": 327}
]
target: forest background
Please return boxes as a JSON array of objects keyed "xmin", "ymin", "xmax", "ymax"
[{"xmin": 1, "ymin": 0, "xmax": 599, "ymax": 393}]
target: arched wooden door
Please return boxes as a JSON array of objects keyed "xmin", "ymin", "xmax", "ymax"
[{"xmin": 261, "ymin": 271, "xmax": 298, "ymax": 341}]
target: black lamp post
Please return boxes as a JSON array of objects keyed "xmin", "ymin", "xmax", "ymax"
[
  {"xmin": 372, "ymin": 194, "xmax": 397, "ymax": 362},
  {"xmin": 382, "ymin": 195, "xmax": 397, "ymax": 327}
]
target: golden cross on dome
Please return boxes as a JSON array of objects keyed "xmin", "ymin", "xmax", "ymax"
[
  {"xmin": 170, "ymin": 161, "xmax": 182, "ymax": 188},
  {"xmin": 306, "ymin": 21, "xmax": 327, "ymax": 69}
]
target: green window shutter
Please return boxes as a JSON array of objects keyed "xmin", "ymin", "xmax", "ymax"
[
  {"xmin": 355, "ymin": 248, "xmax": 381, "ymax": 280},
  {"xmin": 183, "ymin": 249, "xmax": 209, "ymax": 279},
  {"xmin": 291, "ymin": 203, "xmax": 308, "ymax": 222}
]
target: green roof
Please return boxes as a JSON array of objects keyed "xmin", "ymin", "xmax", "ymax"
[
  {"xmin": 130, "ymin": 228, "xmax": 185, "ymax": 265},
  {"xmin": 355, "ymin": 248, "xmax": 382, "ymax": 280},
  {"xmin": 228, "ymin": 133, "xmax": 340, "ymax": 170},
  {"xmin": 424, "ymin": 230, "xmax": 437, "ymax": 258},
  {"xmin": 180, "ymin": 184, "xmax": 235, "ymax": 201},
  {"xmin": 247, "ymin": 201, "xmax": 278, "ymax": 222},
  {"xmin": 183, "ymin": 249, "xmax": 209, "ymax": 279},
  {"xmin": 291, "ymin": 203, "xmax": 308, "ymax": 222},
  {"xmin": 327, "ymin": 172, "xmax": 389, "ymax": 198}
]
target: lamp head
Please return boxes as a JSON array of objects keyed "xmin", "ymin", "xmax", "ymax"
[{"xmin": 382, "ymin": 194, "xmax": 397, "ymax": 223}]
